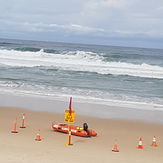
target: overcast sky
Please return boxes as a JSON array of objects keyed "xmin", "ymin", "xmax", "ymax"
[{"xmin": 0, "ymin": 0, "xmax": 163, "ymax": 49}]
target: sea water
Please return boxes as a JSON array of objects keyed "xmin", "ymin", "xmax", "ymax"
[{"xmin": 0, "ymin": 38, "xmax": 163, "ymax": 117}]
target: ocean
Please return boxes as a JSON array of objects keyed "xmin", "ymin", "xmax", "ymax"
[{"xmin": 0, "ymin": 38, "xmax": 163, "ymax": 114}]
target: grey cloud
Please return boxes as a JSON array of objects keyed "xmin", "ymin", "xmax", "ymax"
[{"xmin": 0, "ymin": 0, "xmax": 163, "ymax": 48}]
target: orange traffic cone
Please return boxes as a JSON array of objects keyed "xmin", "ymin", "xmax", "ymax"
[
  {"xmin": 112, "ymin": 140, "xmax": 119, "ymax": 152},
  {"xmin": 20, "ymin": 114, "xmax": 26, "ymax": 128},
  {"xmin": 137, "ymin": 137, "xmax": 143, "ymax": 149},
  {"xmin": 35, "ymin": 129, "xmax": 41, "ymax": 141},
  {"xmin": 151, "ymin": 136, "xmax": 157, "ymax": 147},
  {"xmin": 11, "ymin": 117, "xmax": 18, "ymax": 133}
]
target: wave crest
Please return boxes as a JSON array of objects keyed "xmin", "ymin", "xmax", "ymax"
[{"xmin": 0, "ymin": 49, "xmax": 163, "ymax": 79}]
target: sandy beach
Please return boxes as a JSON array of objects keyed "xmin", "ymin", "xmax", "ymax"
[{"xmin": 1, "ymin": 105, "xmax": 163, "ymax": 163}]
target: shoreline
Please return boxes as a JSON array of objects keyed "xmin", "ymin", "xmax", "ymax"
[
  {"xmin": 1, "ymin": 106, "xmax": 163, "ymax": 163},
  {"xmin": 1, "ymin": 93, "xmax": 163, "ymax": 124}
]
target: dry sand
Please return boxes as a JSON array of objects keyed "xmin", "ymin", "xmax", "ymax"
[{"xmin": 0, "ymin": 106, "xmax": 163, "ymax": 163}]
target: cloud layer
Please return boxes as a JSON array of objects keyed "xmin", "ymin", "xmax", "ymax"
[{"xmin": 0, "ymin": 0, "xmax": 163, "ymax": 48}]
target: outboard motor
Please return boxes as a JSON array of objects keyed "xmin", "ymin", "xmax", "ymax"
[{"xmin": 83, "ymin": 123, "xmax": 90, "ymax": 137}]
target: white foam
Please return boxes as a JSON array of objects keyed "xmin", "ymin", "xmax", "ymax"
[{"xmin": 0, "ymin": 49, "xmax": 163, "ymax": 79}]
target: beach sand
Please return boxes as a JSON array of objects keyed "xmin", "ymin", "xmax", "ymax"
[{"xmin": 0, "ymin": 106, "xmax": 163, "ymax": 163}]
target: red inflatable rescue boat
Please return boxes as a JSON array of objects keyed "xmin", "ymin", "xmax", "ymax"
[{"xmin": 52, "ymin": 122, "xmax": 97, "ymax": 137}]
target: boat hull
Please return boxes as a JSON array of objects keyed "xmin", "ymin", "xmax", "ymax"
[{"xmin": 52, "ymin": 122, "xmax": 97, "ymax": 137}]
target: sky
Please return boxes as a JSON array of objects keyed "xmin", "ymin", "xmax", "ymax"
[{"xmin": 0, "ymin": 0, "xmax": 163, "ymax": 49}]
